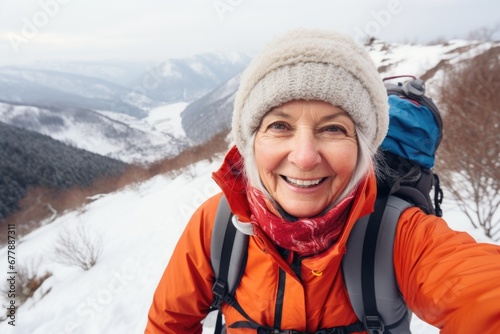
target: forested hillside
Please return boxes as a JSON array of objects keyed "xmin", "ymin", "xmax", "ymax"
[{"xmin": 0, "ymin": 122, "xmax": 128, "ymax": 221}]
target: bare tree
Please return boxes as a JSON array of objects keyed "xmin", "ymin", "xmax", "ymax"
[
  {"xmin": 52, "ymin": 224, "xmax": 103, "ymax": 270},
  {"xmin": 436, "ymin": 48, "xmax": 500, "ymax": 240},
  {"xmin": 1, "ymin": 256, "xmax": 52, "ymax": 307},
  {"xmin": 467, "ymin": 23, "xmax": 500, "ymax": 42}
]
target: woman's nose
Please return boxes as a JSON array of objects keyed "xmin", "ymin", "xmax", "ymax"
[{"xmin": 287, "ymin": 132, "xmax": 321, "ymax": 170}]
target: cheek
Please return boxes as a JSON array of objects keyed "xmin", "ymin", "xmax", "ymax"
[
  {"xmin": 328, "ymin": 144, "xmax": 358, "ymax": 178},
  {"xmin": 323, "ymin": 141, "xmax": 358, "ymax": 187},
  {"xmin": 254, "ymin": 137, "xmax": 283, "ymax": 183}
]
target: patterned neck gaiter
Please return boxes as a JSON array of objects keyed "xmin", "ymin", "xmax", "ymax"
[{"xmin": 246, "ymin": 186, "xmax": 354, "ymax": 257}]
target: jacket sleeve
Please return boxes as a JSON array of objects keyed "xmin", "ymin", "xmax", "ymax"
[
  {"xmin": 394, "ymin": 208, "xmax": 500, "ymax": 333},
  {"xmin": 145, "ymin": 193, "xmax": 222, "ymax": 334}
]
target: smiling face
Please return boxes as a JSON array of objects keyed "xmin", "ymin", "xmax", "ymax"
[{"xmin": 253, "ymin": 100, "xmax": 358, "ymax": 218}]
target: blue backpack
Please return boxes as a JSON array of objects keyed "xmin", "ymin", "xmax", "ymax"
[{"xmin": 209, "ymin": 76, "xmax": 443, "ymax": 334}]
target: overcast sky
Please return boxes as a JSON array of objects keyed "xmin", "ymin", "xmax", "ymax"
[{"xmin": 0, "ymin": 0, "xmax": 499, "ymax": 66}]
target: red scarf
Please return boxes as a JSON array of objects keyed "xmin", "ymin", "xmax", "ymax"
[{"xmin": 246, "ymin": 186, "xmax": 354, "ymax": 256}]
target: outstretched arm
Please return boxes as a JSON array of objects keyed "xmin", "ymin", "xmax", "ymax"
[{"xmin": 395, "ymin": 208, "xmax": 500, "ymax": 333}]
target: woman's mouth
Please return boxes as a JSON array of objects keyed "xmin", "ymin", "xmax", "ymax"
[{"xmin": 283, "ymin": 176, "xmax": 326, "ymax": 188}]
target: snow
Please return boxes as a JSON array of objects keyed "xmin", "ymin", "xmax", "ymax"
[
  {"xmin": 159, "ymin": 62, "xmax": 182, "ymax": 79},
  {"xmin": 96, "ymin": 101, "xmax": 188, "ymax": 139},
  {"xmin": 0, "ymin": 153, "xmax": 498, "ymax": 333},
  {"xmin": 368, "ymin": 39, "xmax": 487, "ymax": 80},
  {"xmin": 144, "ymin": 102, "xmax": 189, "ymax": 138},
  {"xmin": 189, "ymin": 61, "xmax": 213, "ymax": 77}
]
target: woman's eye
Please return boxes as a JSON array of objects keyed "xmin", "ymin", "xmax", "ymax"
[
  {"xmin": 268, "ymin": 122, "xmax": 289, "ymax": 131},
  {"xmin": 323, "ymin": 125, "xmax": 347, "ymax": 135}
]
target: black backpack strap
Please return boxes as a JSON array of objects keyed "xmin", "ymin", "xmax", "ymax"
[
  {"xmin": 343, "ymin": 195, "xmax": 413, "ymax": 334},
  {"xmin": 210, "ymin": 194, "xmax": 249, "ymax": 333},
  {"xmin": 433, "ymin": 174, "xmax": 443, "ymax": 217},
  {"xmin": 214, "ymin": 310, "xmax": 224, "ymax": 334},
  {"xmin": 361, "ymin": 188, "xmax": 390, "ymax": 333},
  {"xmin": 211, "ymin": 195, "xmax": 235, "ymax": 309}
]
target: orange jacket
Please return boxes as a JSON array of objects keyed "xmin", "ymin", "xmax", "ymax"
[{"xmin": 146, "ymin": 147, "xmax": 500, "ymax": 333}]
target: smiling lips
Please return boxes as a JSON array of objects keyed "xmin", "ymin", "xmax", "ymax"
[{"xmin": 283, "ymin": 176, "xmax": 326, "ymax": 188}]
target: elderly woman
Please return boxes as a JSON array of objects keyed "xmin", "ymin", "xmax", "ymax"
[{"xmin": 145, "ymin": 29, "xmax": 500, "ymax": 333}]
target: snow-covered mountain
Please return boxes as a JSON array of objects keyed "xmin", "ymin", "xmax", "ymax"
[
  {"xmin": 0, "ymin": 53, "xmax": 251, "ymax": 113},
  {"xmin": 0, "ymin": 157, "xmax": 496, "ymax": 334},
  {"xmin": 0, "ymin": 101, "xmax": 190, "ymax": 165},
  {"xmin": 0, "ymin": 52, "xmax": 251, "ymax": 164},
  {"xmin": 129, "ymin": 52, "xmax": 251, "ymax": 103},
  {"xmin": 181, "ymin": 73, "xmax": 241, "ymax": 144},
  {"xmin": 29, "ymin": 60, "xmax": 158, "ymax": 88},
  {"xmin": 181, "ymin": 39, "xmax": 500, "ymax": 145},
  {"xmin": 0, "ymin": 67, "xmax": 160, "ymax": 118}
]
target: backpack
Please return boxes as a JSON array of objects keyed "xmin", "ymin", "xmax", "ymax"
[{"xmin": 209, "ymin": 76, "xmax": 444, "ymax": 334}]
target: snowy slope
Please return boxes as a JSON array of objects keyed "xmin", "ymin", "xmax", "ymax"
[
  {"xmin": 0, "ymin": 154, "xmax": 497, "ymax": 333},
  {"xmin": 367, "ymin": 39, "xmax": 498, "ymax": 95},
  {"xmin": 0, "ymin": 159, "xmax": 224, "ymax": 334}
]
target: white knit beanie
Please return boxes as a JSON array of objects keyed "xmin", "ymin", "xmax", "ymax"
[{"xmin": 232, "ymin": 29, "xmax": 389, "ymax": 154}]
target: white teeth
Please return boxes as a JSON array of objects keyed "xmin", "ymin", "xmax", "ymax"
[{"xmin": 285, "ymin": 177, "xmax": 323, "ymax": 187}]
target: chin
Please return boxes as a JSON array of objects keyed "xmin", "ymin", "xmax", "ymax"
[{"xmin": 282, "ymin": 204, "xmax": 324, "ymax": 218}]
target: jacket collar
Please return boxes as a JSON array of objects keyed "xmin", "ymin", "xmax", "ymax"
[{"xmin": 212, "ymin": 145, "xmax": 253, "ymax": 222}]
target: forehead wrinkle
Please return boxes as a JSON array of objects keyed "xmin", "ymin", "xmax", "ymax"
[
  {"xmin": 267, "ymin": 105, "xmax": 351, "ymax": 123},
  {"xmin": 266, "ymin": 108, "xmax": 292, "ymax": 119}
]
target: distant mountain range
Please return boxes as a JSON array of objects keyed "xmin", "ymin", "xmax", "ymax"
[
  {"xmin": 0, "ymin": 52, "xmax": 251, "ymax": 116},
  {"xmin": 30, "ymin": 59, "xmax": 158, "ymax": 87},
  {"xmin": 0, "ymin": 66, "xmax": 157, "ymax": 118},
  {"xmin": 30, "ymin": 53, "xmax": 251, "ymax": 103},
  {"xmin": 128, "ymin": 53, "xmax": 251, "ymax": 103},
  {"xmin": 0, "ymin": 52, "xmax": 251, "ymax": 164},
  {"xmin": 181, "ymin": 73, "xmax": 241, "ymax": 144}
]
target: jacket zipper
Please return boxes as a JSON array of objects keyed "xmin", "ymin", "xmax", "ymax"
[{"xmin": 274, "ymin": 267, "xmax": 286, "ymax": 329}]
